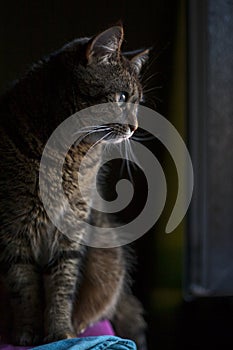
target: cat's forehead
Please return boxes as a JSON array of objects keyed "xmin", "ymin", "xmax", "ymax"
[{"xmin": 85, "ymin": 55, "xmax": 141, "ymax": 93}]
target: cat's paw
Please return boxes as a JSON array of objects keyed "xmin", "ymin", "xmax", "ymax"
[
  {"xmin": 44, "ymin": 330, "xmax": 76, "ymax": 343},
  {"xmin": 75, "ymin": 322, "xmax": 88, "ymax": 335},
  {"xmin": 73, "ymin": 318, "xmax": 90, "ymax": 335},
  {"xmin": 12, "ymin": 330, "xmax": 42, "ymax": 346}
]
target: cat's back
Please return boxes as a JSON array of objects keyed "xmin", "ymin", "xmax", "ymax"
[{"xmin": 0, "ymin": 86, "xmax": 41, "ymax": 229}]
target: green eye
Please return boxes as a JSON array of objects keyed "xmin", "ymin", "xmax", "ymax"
[{"xmin": 117, "ymin": 91, "xmax": 128, "ymax": 103}]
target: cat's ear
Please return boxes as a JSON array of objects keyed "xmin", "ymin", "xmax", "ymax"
[
  {"xmin": 131, "ymin": 48, "xmax": 150, "ymax": 74},
  {"xmin": 86, "ymin": 26, "xmax": 124, "ymax": 64}
]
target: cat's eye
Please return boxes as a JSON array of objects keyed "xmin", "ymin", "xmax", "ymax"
[{"xmin": 117, "ymin": 91, "xmax": 129, "ymax": 104}]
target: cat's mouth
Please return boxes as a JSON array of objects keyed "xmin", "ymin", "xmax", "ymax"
[
  {"xmin": 79, "ymin": 123, "xmax": 136, "ymax": 145},
  {"xmin": 103, "ymin": 123, "xmax": 136, "ymax": 144}
]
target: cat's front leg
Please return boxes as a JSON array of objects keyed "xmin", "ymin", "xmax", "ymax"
[
  {"xmin": 43, "ymin": 244, "xmax": 84, "ymax": 343},
  {"xmin": 5, "ymin": 263, "xmax": 43, "ymax": 346}
]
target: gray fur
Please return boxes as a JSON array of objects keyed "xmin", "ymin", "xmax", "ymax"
[{"xmin": 0, "ymin": 26, "xmax": 147, "ymax": 348}]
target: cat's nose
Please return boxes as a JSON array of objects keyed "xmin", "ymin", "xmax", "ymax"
[{"xmin": 128, "ymin": 124, "xmax": 138, "ymax": 133}]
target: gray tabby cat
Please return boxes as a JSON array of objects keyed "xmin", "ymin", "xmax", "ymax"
[{"xmin": 0, "ymin": 26, "xmax": 148, "ymax": 348}]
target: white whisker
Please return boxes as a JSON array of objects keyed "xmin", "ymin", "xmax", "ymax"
[
  {"xmin": 127, "ymin": 139, "xmax": 139, "ymax": 172},
  {"xmin": 119, "ymin": 142, "xmax": 126, "ymax": 178},
  {"xmin": 125, "ymin": 140, "xmax": 134, "ymax": 184},
  {"xmin": 89, "ymin": 131, "xmax": 113, "ymax": 150},
  {"xmin": 72, "ymin": 127, "xmax": 113, "ymax": 145},
  {"xmin": 143, "ymin": 86, "xmax": 162, "ymax": 94},
  {"xmin": 72, "ymin": 126, "xmax": 112, "ymax": 137},
  {"xmin": 131, "ymin": 135, "xmax": 155, "ymax": 142}
]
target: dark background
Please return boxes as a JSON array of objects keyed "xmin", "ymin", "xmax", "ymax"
[{"xmin": 1, "ymin": 1, "xmax": 233, "ymax": 349}]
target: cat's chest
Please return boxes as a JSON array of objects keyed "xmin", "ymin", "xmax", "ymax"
[
  {"xmin": 5, "ymin": 144, "xmax": 103, "ymax": 265},
  {"xmin": 29, "ymin": 208, "xmax": 75, "ymax": 267},
  {"xmin": 31, "ymin": 165, "xmax": 101, "ymax": 266}
]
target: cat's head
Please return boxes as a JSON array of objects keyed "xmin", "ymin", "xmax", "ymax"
[{"xmin": 58, "ymin": 26, "xmax": 149, "ymax": 143}]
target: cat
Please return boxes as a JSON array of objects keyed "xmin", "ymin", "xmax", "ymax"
[{"xmin": 0, "ymin": 25, "xmax": 149, "ymax": 348}]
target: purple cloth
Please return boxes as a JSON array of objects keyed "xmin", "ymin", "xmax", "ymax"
[
  {"xmin": 78, "ymin": 320, "xmax": 114, "ymax": 337},
  {"xmin": 0, "ymin": 320, "xmax": 115, "ymax": 350}
]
